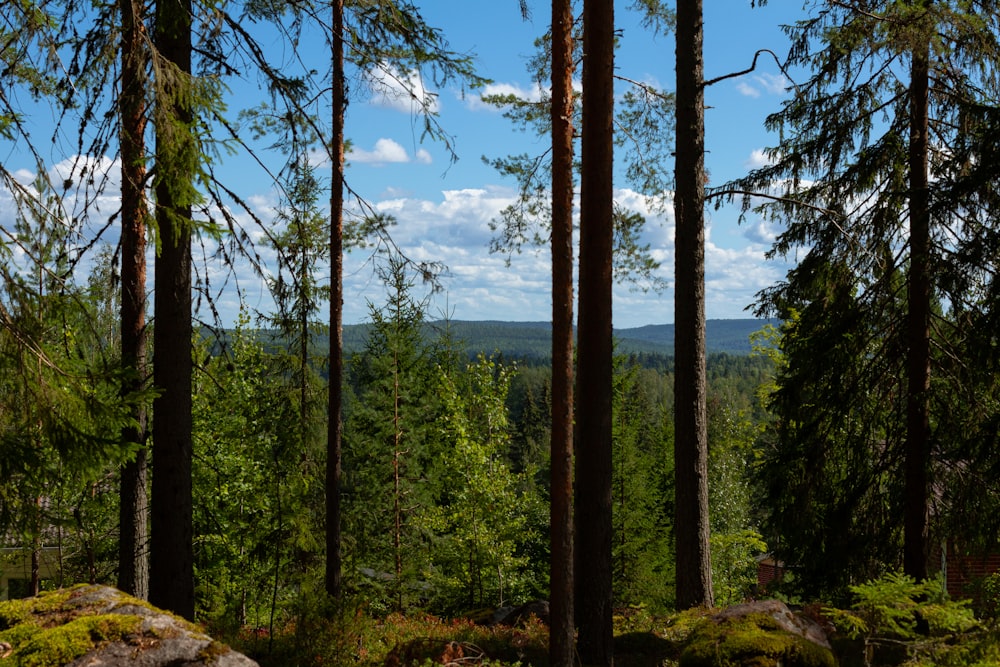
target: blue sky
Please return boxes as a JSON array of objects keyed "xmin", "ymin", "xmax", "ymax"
[
  {"xmin": 313, "ymin": 0, "xmax": 807, "ymax": 328},
  {"xmin": 1, "ymin": 0, "xmax": 809, "ymax": 329}
]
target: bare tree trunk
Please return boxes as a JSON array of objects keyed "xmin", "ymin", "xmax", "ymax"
[
  {"xmin": 904, "ymin": 31, "xmax": 931, "ymax": 582},
  {"xmin": 575, "ymin": 0, "xmax": 614, "ymax": 663},
  {"xmin": 118, "ymin": 451, "xmax": 148, "ymax": 597},
  {"xmin": 117, "ymin": 0, "xmax": 149, "ymax": 600},
  {"xmin": 149, "ymin": 0, "xmax": 195, "ymax": 621},
  {"xmin": 300, "ymin": 252, "xmax": 309, "ymax": 436},
  {"xmin": 549, "ymin": 0, "xmax": 575, "ymax": 662},
  {"xmin": 673, "ymin": 0, "xmax": 714, "ymax": 610},
  {"xmin": 393, "ymin": 354, "xmax": 403, "ymax": 611},
  {"xmin": 326, "ymin": 0, "xmax": 345, "ymax": 602},
  {"xmin": 31, "ymin": 496, "xmax": 41, "ymax": 596}
]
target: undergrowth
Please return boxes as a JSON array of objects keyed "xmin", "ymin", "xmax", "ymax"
[
  {"xmin": 215, "ymin": 574, "xmax": 1000, "ymax": 667},
  {"xmin": 223, "ymin": 609, "xmax": 550, "ymax": 667}
]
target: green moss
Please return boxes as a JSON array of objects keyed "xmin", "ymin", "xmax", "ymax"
[
  {"xmin": 9, "ymin": 613, "xmax": 142, "ymax": 667},
  {"xmin": 0, "ymin": 585, "xmax": 99, "ymax": 632},
  {"xmin": 197, "ymin": 639, "xmax": 233, "ymax": 663},
  {"xmin": 0, "ymin": 586, "xmax": 249, "ymax": 666},
  {"xmin": 0, "ymin": 599, "xmax": 35, "ymax": 631},
  {"xmin": 742, "ymin": 613, "xmax": 782, "ymax": 633},
  {"xmin": 680, "ymin": 615, "xmax": 835, "ymax": 667},
  {"xmin": 0, "ymin": 622, "xmax": 43, "ymax": 647},
  {"xmin": 661, "ymin": 607, "xmax": 713, "ymax": 644}
]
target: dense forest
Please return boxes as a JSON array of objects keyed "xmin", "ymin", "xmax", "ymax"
[
  {"xmin": 0, "ymin": 268, "xmax": 774, "ymax": 614},
  {"xmin": 4, "ymin": 0, "xmax": 1000, "ymax": 666}
]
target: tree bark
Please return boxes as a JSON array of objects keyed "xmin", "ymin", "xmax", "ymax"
[
  {"xmin": 904, "ymin": 29, "xmax": 931, "ymax": 582},
  {"xmin": 549, "ymin": 0, "xmax": 575, "ymax": 662},
  {"xmin": 31, "ymin": 496, "xmax": 41, "ymax": 596},
  {"xmin": 117, "ymin": 0, "xmax": 149, "ymax": 600},
  {"xmin": 393, "ymin": 351, "xmax": 403, "ymax": 610},
  {"xmin": 673, "ymin": 0, "xmax": 714, "ymax": 610},
  {"xmin": 575, "ymin": 0, "xmax": 614, "ymax": 663},
  {"xmin": 326, "ymin": 0, "xmax": 345, "ymax": 601},
  {"xmin": 150, "ymin": 0, "xmax": 195, "ymax": 621}
]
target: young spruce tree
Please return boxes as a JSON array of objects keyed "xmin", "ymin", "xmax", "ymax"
[{"xmin": 343, "ymin": 254, "xmax": 440, "ymax": 612}]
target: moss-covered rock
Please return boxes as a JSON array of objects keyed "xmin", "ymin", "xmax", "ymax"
[
  {"xmin": 13, "ymin": 613, "xmax": 141, "ymax": 667},
  {"xmin": 680, "ymin": 601, "xmax": 835, "ymax": 667},
  {"xmin": 0, "ymin": 584, "xmax": 257, "ymax": 666}
]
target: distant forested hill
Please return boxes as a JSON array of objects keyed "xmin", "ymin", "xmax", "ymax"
[
  {"xmin": 613, "ymin": 319, "xmax": 779, "ymax": 355},
  {"xmin": 340, "ymin": 318, "xmax": 776, "ymax": 360}
]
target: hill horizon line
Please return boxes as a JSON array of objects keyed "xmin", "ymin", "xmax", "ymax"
[{"xmin": 338, "ymin": 317, "xmax": 776, "ymax": 357}]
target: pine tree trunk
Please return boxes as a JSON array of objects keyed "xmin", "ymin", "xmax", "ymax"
[
  {"xmin": 393, "ymin": 368, "xmax": 403, "ymax": 611},
  {"xmin": 326, "ymin": 0, "xmax": 345, "ymax": 602},
  {"xmin": 673, "ymin": 0, "xmax": 714, "ymax": 610},
  {"xmin": 118, "ymin": 451, "xmax": 148, "ymax": 597},
  {"xmin": 31, "ymin": 496, "xmax": 41, "ymax": 596},
  {"xmin": 150, "ymin": 0, "xmax": 194, "ymax": 621},
  {"xmin": 549, "ymin": 0, "xmax": 575, "ymax": 662},
  {"xmin": 299, "ymin": 252, "xmax": 308, "ymax": 436},
  {"xmin": 117, "ymin": 0, "xmax": 149, "ymax": 600},
  {"xmin": 904, "ymin": 31, "xmax": 931, "ymax": 582},
  {"xmin": 575, "ymin": 0, "xmax": 614, "ymax": 663}
]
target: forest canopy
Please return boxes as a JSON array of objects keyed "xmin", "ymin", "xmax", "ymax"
[{"xmin": 3, "ymin": 1, "xmax": 1000, "ymax": 666}]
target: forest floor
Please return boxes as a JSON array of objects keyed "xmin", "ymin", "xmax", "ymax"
[
  {"xmin": 224, "ymin": 605, "xmax": 690, "ymax": 667},
  {"xmin": 221, "ymin": 599, "xmax": 1000, "ymax": 667},
  {"xmin": 220, "ymin": 603, "xmax": 822, "ymax": 667}
]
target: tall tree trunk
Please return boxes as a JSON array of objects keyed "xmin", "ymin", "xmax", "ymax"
[
  {"xmin": 31, "ymin": 496, "xmax": 41, "ymax": 596},
  {"xmin": 549, "ymin": 0, "xmax": 575, "ymax": 663},
  {"xmin": 326, "ymin": 0, "xmax": 345, "ymax": 601},
  {"xmin": 673, "ymin": 0, "xmax": 714, "ymax": 610},
  {"xmin": 393, "ymin": 351, "xmax": 403, "ymax": 611},
  {"xmin": 150, "ymin": 0, "xmax": 195, "ymax": 620},
  {"xmin": 117, "ymin": 0, "xmax": 149, "ymax": 600},
  {"xmin": 575, "ymin": 0, "xmax": 614, "ymax": 663},
  {"xmin": 904, "ymin": 30, "xmax": 931, "ymax": 582},
  {"xmin": 300, "ymin": 252, "xmax": 308, "ymax": 439}
]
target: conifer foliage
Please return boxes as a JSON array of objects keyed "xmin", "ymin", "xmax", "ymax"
[{"xmin": 731, "ymin": 0, "xmax": 1000, "ymax": 595}]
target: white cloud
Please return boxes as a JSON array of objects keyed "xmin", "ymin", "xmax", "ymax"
[
  {"xmin": 347, "ymin": 138, "xmax": 411, "ymax": 165},
  {"xmin": 49, "ymin": 154, "xmax": 118, "ymax": 190},
  {"xmin": 606, "ymin": 186, "xmax": 793, "ymax": 325},
  {"xmin": 307, "ymin": 146, "xmax": 330, "ymax": 168},
  {"xmin": 757, "ymin": 72, "xmax": 790, "ymax": 95},
  {"xmin": 736, "ymin": 72, "xmax": 790, "ymax": 98},
  {"xmin": 315, "ymin": 181, "xmax": 779, "ymax": 325},
  {"xmin": 0, "ymin": 150, "xmax": 786, "ymax": 330},
  {"xmin": 0, "ymin": 154, "xmax": 135, "ymax": 299},
  {"xmin": 246, "ymin": 193, "xmax": 276, "ymax": 217},
  {"xmin": 703, "ymin": 243, "xmax": 789, "ymax": 314},
  {"xmin": 415, "ymin": 148, "xmax": 433, "ymax": 165},
  {"xmin": 736, "ymin": 81, "xmax": 760, "ymax": 98},
  {"xmin": 467, "ymin": 81, "xmax": 546, "ymax": 111},
  {"xmin": 365, "ymin": 64, "xmax": 439, "ymax": 114},
  {"xmin": 745, "ymin": 148, "xmax": 773, "ymax": 169},
  {"xmin": 743, "ymin": 218, "xmax": 779, "ymax": 245},
  {"xmin": 12, "ymin": 168, "xmax": 36, "ymax": 184},
  {"xmin": 335, "ymin": 184, "xmax": 557, "ymax": 324}
]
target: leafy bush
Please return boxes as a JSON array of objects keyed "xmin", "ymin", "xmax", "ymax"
[
  {"xmin": 710, "ymin": 529, "xmax": 768, "ymax": 607},
  {"xmin": 824, "ymin": 572, "xmax": 999, "ymax": 666},
  {"xmin": 976, "ymin": 572, "xmax": 1000, "ymax": 623}
]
